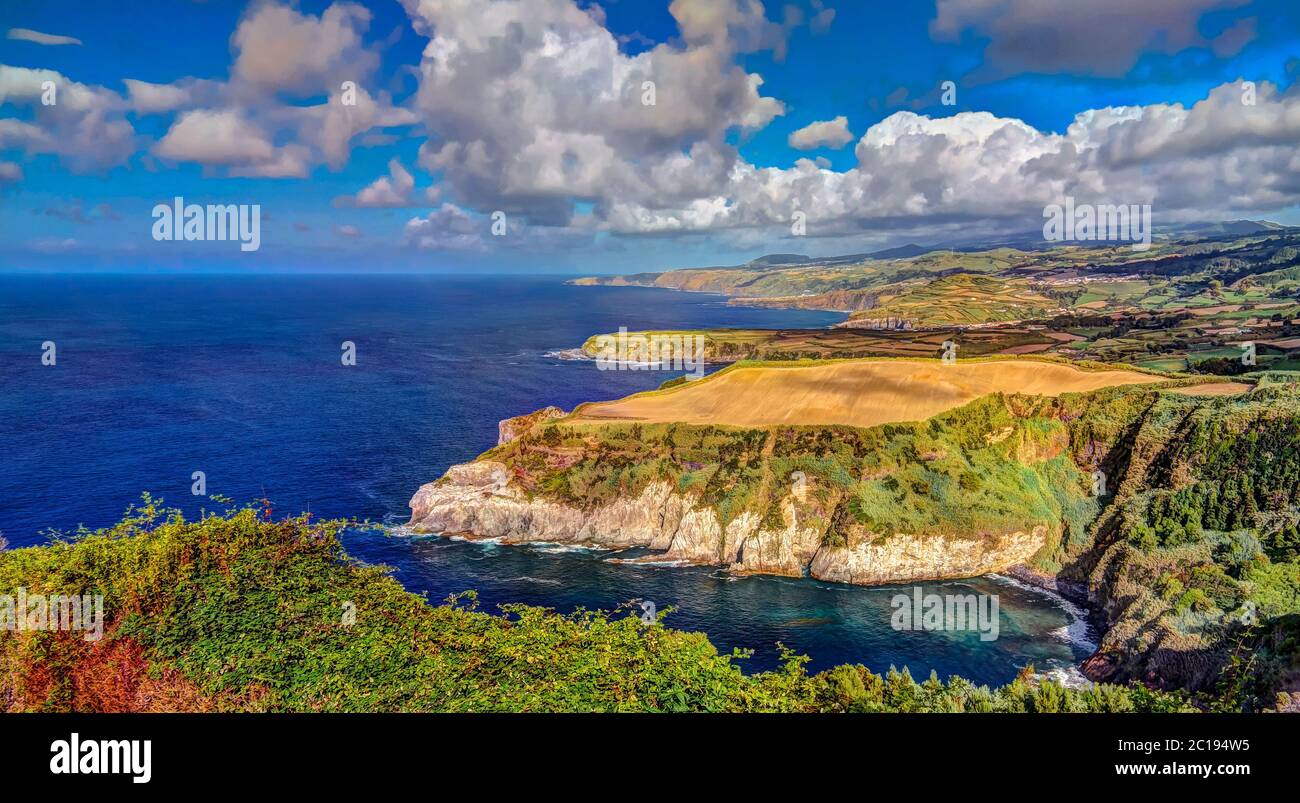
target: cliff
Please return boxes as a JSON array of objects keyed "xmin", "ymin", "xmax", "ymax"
[
  {"xmin": 407, "ymin": 372, "xmax": 1300, "ymax": 697},
  {"xmin": 408, "ymin": 460, "xmax": 1047, "ymax": 584}
]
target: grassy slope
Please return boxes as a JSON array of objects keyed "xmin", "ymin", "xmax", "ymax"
[{"xmin": 842, "ymin": 273, "xmax": 1059, "ymax": 327}]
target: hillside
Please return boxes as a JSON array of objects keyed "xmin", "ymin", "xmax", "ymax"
[
  {"xmin": 840, "ymin": 273, "xmax": 1060, "ymax": 328},
  {"xmin": 409, "ymin": 366, "xmax": 1300, "ymax": 703},
  {"xmin": 573, "ymin": 228, "xmax": 1300, "ymax": 375}
]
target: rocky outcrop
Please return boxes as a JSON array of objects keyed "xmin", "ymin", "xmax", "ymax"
[
  {"xmin": 808, "ymin": 527, "xmax": 1047, "ymax": 585},
  {"xmin": 408, "ymin": 461, "xmax": 737, "ymax": 557},
  {"xmin": 407, "ymin": 460, "xmax": 1049, "ymax": 586},
  {"xmin": 497, "ymin": 406, "xmax": 567, "ymax": 446},
  {"xmin": 730, "ymin": 500, "xmax": 823, "ymax": 577}
]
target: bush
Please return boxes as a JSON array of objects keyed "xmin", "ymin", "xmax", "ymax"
[{"xmin": 0, "ymin": 501, "xmax": 1197, "ymax": 713}]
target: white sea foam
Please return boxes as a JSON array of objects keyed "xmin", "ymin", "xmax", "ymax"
[
  {"xmin": 501, "ymin": 575, "xmax": 563, "ymax": 586},
  {"xmin": 527, "ymin": 541, "xmax": 606, "ymax": 554},
  {"xmin": 987, "ymin": 573, "xmax": 1098, "ymax": 653},
  {"xmin": 544, "ymin": 348, "xmax": 591, "ymax": 361},
  {"xmin": 604, "ymin": 556, "xmax": 692, "ymax": 568},
  {"xmin": 448, "ymin": 533, "xmax": 505, "ymax": 546},
  {"xmin": 1035, "ymin": 662, "xmax": 1093, "ymax": 690}
]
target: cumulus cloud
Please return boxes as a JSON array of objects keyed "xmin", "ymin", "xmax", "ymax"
[
  {"xmin": 232, "ymin": 2, "xmax": 378, "ymax": 95},
  {"xmin": 339, "ymin": 158, "xmax": 418, "ymax": 207},
  {"xmin": 140, "ymin": 2, "xmax": 415, "ymax": 177},
  {"xmin": 5, "ymin": 0, "xmax": 1298, "ymax": 255},
  {"xmin": 155, "ymin": 109, "xmax": 278, "ymax": 166},
  {"xmin": 379, "ymin": 0, "xmax": 1299, "ymax": 248},
  {"xmin": 0, "ymin": 118, "xmax": 50, "ymax": 150},
  {"xmin": 6, "ymin": 28, "xmax": 82, "ymax": 46},
  {"xmin": 0, "ymin": 65, "xmax": 135, "ymax": 172},
  {"xmin": 123, "ymin": 78, "xmax": 199, "ymax": 114},
  {"xmin": 788, "ymin": 116, "xmax": 853, "ymax": 149},
  {"xmin": 3, "ymin": 3, "xmax": 410, "ymax": 182},
  {"xmin": 292, "ymin": 85, "xmax": 417, "ymax": 170},
  {"xmin": 404, "ymin": 202, "xmax": 490, "ymax": 250},
  {"xmin": 597, "ymin": 80, "xmax": 1300, "ymax": 238},
  {"xmin": 930, "ymin": 0, "xmax": 1254, "ymax": 78},
  {"xmin": 400, "ymin": 0, "xmax": 787, "ymax": 224}
]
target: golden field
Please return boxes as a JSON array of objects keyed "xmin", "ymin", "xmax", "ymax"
[{"xmin": 571, "ymin": 358, "xmax": 1169, "ymax": 428}]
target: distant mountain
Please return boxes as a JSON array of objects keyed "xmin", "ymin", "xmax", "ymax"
[
  {"xmin": 866, "ymin": 243, "xmax": 930, "ymax": 259},
  {"xmin": 746, "ymin": 253, "xmax": 811, "ymax": 266},
  {"xmin": 738, "ymin": 243, "xmax": 930, "ymax": 269},
  {"xmin": 1165, "ymin": 219, "xmax": 1288, "ymax": 238},
  {"xmin": 582, "ymin": 220, "xmax": 1297, "ymax": 285}
]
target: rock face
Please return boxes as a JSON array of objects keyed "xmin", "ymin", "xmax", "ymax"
[
  {"xmin": 497, "ymin": 406, "xmax": 567, "ymax": 446},
  {"xmin": 808, "ymin": 527, "xmax": 1047, "ymax": 585},
  {"xmin": 407, "ymin": 460, "xmax": 1048, "ymax": 586}
]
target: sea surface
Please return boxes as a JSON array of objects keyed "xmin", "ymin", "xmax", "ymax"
[{"xmin": 0, "ymin": 273, "xmax": 1090, "ymax": 682}]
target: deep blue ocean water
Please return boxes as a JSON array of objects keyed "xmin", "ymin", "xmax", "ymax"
[{"xmin": 0, "ymin": 273, "xmax": 1087, "ymax": 682}]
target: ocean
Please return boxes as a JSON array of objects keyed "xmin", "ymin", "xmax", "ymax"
[{"xmin": 0, "ymin": 273, "xmax": 1088, "ymax": 682}]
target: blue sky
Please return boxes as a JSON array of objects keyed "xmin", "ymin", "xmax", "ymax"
[{"xmin": 1, "ymin": 0, "xmax": 1298, "ymax": 272}]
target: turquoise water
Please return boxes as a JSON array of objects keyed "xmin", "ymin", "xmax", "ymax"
[{"xmin": 0, "ymin": 273, "xmax": 1088, "ymax": 682}]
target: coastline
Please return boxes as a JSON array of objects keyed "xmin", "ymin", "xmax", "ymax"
[{"xmin": 381, "ymin": 518, "xmax": 1089, "ymax": 680}]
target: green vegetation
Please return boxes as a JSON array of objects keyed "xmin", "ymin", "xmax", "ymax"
[
  {"xmin": 507, "ymin": 394, "xmax": 1098, "ymax": 546},
  {"xmin": 475, "ymin": 375, "xmax": 1300, "ymax": 704},
  {"xmin": 0, "ymin": 501, "xmax": 1195, "ymax": 712},
  {"xmin": 1072, "ymin": 386, "xmax": 1300, "ymax": 699},
  {"xmin": 843, "ymin": 273, "xmax": 1059, "ymax": 327},
  {"xmin": 581, "ymin": 326, "xmax": 1057, "ymax": 362},
  {"xmin": 575, "ymin": 228, "xmax": 1300, "ymax": 374}
]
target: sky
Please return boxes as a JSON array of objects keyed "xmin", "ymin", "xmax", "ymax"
[{"xmin": 1, "ymin": 0, "xmax": 1298, "ymax": 273}]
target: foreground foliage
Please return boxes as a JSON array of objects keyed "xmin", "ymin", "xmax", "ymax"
[{"xmin": 0, "ymin": 503, "xmax": 1193, "ymax": 713}]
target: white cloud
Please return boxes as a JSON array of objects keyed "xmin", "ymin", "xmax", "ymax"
[
  {"xmin": 382, "ymin": 0, "xmax": 1299, "ymax": 246},
  {"xmin": 123, "ymin": 79, "xmax": 196, "ymax": 114},
  {"xmin": 0, "ymin": 65, "xmax": 135, "ymax": 172},
  {"xmin": 400, "ymin": 0, "xmax": 787, "ymax": 223},
  {"xmin": 232, "ymin": 2, "xmax": 378, "ymax": 96},
  {"xmin": 340, "ymin": 158, "xmax": 418, "ymax": 207},
  {"xmin": 131, "ymin": 2, "xmax": 415, "ymax": 178},
  {"xmin": 293, "ymin": 86, "xmax": 418, "ymax": 170},
  {"xmin": 0, "ymin": 118, "xmax": 51, "ymax": 150},
  {"xmin": 597, "ymin": 80, "xmax": 1300, "ymax": 237},
  {"xmin": 155, "ymin": 109, "xmax": 279, "ymax": 167},
  {"xmin": 4, "ymin": 0, "xmax": 1298, "ymax": 254},
  {"xmin": 6, "ymin": 28, "xmax": 82, "ymax": 46},
  {"xmin": 0, "ymin": 2, "xmax": 414, "ymax": 186},
  {"xmin": 788, "ymin": 116, "xmax": 853, "ymax": 149},
  {"xmin": 404, "ymin": 203, "xmax": 491, "ymax": 251}
]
